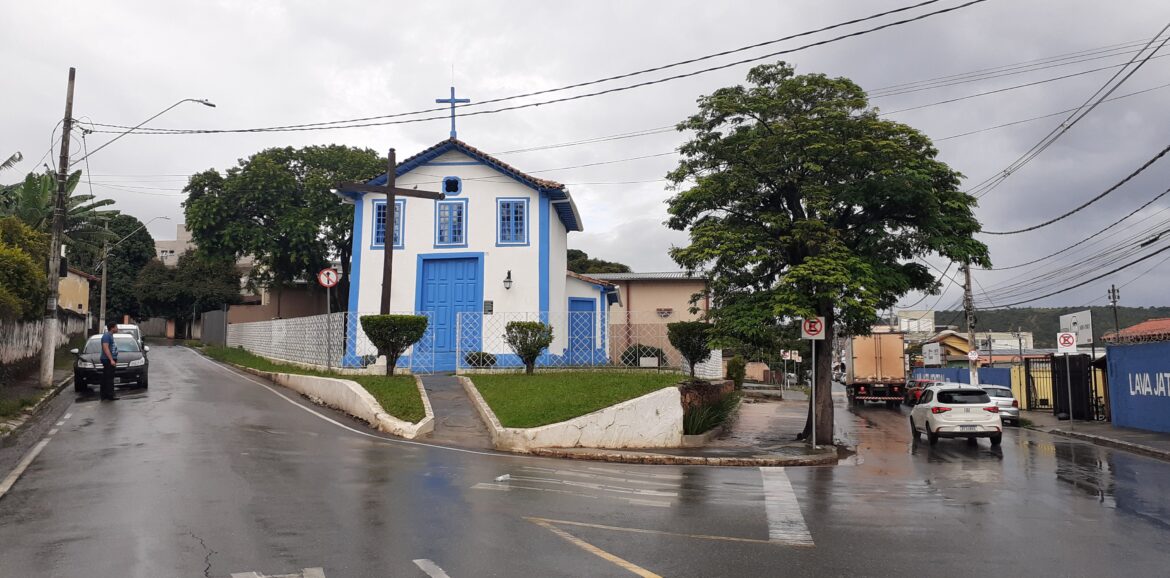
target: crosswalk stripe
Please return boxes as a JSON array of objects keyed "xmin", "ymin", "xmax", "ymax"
[{"xmin": 759, "ymin": 467, "xmax": 814, "ymax": 547}]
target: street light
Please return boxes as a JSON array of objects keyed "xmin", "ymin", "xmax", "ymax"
[
  {"xmin": 74, "ymin": 98, "xmax": 216, "ymax": 166},
  {"xmin": 98, "ymin": 216, "xmax": 171, "ymax": 329}
]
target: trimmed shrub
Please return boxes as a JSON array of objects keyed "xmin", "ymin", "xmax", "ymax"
[
  {"xmin": 667, "ymin": 321, "xmax": 712, "ymax": 379},
  {"xmin": 727, "ymin": 355, "xmax": 747, "ymax": 388},
  {"xmin": 360, "ymin": 314, "xmax": 428, "ymax": 376},
  {"xmin": 463, "ymin": 350, "xmax": 498, "ymax": 368},
  {"xmin": 619, "ymin": 343, "xmax": 666, "ymax": 367},
  {"xmin": 504, "ymin": 321, "xmax": 553, "ymax": 375}
]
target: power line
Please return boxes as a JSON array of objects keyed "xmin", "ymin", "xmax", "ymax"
[
  {"xmin": 84, "ymin": 0, "xmax": 992, "ymax": 136},
  {"xmin": 981, "ymin": 142, "xmax": 1170, "ymax": 235},
  {"xmin": 985, "ymin": 186, "xmax": 1170, "ymax": 270},
  {"xmin": 965, "ymin": 23, "xmax": 1170, "ymax": 199},
  {"xmin": 993, "ymin": 241, "xmax": 1170, "ymax": 307},
  {"xmin": 934, "ymin": 80, "xmax": 1170, "ymax": 141}
]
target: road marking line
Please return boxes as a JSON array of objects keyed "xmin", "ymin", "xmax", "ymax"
[
  {"xmin": 47, "ymin": 428, "xmax": 58, "ymax": 436},
  {"xmin": 54, "ymin": 420, "xmax": 65, "ymax": 426},
  {"xmin": 473, "ymin": 483, "xmax": 671, "ymax": 507},
  {"xmin": 62, "ymin": 413, "xmax": 72, "ymax": 420},
  {"xmin": 760, "ymin": 467, "xmax": 815, "ymax": 547},
  {"xmin": 525, "ymin": 517, "xmax": 778, "ymax": 545},
  {"xmin": 527, "ymin": 517, "xmax": 663, "ymax": 578},
  {"xmin": 412, "ymin": 559, "xmax": 451, "ymax": 578},
  {"xmin": 521, "ymin": 466, "xmax": 681, "ymax": 487},
  {"xmin": 507, "ymin": 475, "xmax": 678, "ymax": 497},
  {"xmin": 586, "ymin": 466, "xmax": 683, "ymax": 480},
  {"xmin": 0, "ymin": 438, "xmax": 50, "ymax": 501}
]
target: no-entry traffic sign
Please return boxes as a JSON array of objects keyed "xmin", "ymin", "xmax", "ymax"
[
  {"xmin": 801, "ymin": 317, "xmax": 826, "ymax": 340},
  {"xmin": 967, "ymin": 350, "xmax": 980, "ymax": 362},
  {"xmin": 317, "ymin": 267, "xmax": 340, "ymax": 288},
  {"xmin": 1057, "ymin": 332, "xmax": 1077, "ymax": 354}
]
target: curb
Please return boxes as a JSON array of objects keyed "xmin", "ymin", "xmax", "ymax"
[
  {"xmin": 1048, "ymin": 428, "xmax": 1170, "ymax": 462},
  {"xmin": 225, "ymin": 362, "xmax": 434, "ymax": 439},
  {"xmin": 0, "ymin": 374, "xmax": 73, "ymax": 443},
  {"xmin": 528, "ymin": 447, "xmax": 839, "ymax": 467}
]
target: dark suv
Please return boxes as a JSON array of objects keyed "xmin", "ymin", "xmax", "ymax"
[{"xmin": 72, "ymin": 333, "xmax": 150, "ymax": 392}]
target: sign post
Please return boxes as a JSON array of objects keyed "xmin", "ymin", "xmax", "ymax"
[
  {"xmin": 318, "ymin": 268, "xmax": 340, "ymax": 370},
  {"xmin": 802, "ymin": 317, "xmax": 826, "ymax": 448},
  {"xmin": 1057, "ymin": 331, "xmax": 1078, "ymax": 427}
]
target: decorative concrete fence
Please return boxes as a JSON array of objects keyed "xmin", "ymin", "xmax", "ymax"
[
  {"xmin": 456, "ymin": 310, "xmax": 722, "ymax": 378},
  {"xmin": 226, "ymin": 311, "xmax": 434, "ymax": 374}
]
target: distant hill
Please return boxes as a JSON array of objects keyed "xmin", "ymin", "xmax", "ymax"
[{"xmin": 935, "ymin": 306, "xmax": 1170, "ymax": 348}]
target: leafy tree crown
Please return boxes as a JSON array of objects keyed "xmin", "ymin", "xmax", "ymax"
[
  {"xmin": 504, "ymin": 321, "xmax": 554, "ymax": 374},
  {"xmin": 360, "ymin": 314, "xmax": 428, "ymax": 375},
  {"xmin": 667, "ymin": 321, "xmax": 712, "ymax": 378}
]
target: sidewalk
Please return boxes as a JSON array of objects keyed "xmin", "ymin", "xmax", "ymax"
[
  {"xmin": 1021, "ymin": 410, "xmax": 1170, "ymax": 462},
  {"xmin": 418, "ymin": 374, "xmax": 493, "ymax": 449}
]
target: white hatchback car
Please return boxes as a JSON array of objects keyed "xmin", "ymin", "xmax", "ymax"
[{"xmin": 910, "ymin": 383, "xmax": 1003, "ymax": 446}]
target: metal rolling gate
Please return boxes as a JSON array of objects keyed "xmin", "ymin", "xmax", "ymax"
[{"xmin": 1025, "ymin": 357, "xmax": 1054, "ymax": 409}]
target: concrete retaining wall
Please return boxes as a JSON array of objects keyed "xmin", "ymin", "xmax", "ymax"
[
  {"xmin": 237, "ymin": 366, "xmax": 433, "ymax": 439},
  {"xmin": 460, "ymin": 376, "xmax": 683, "ymax": 451}
]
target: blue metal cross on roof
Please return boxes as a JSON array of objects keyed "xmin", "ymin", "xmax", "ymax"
[{"xmin": 435, "ymin": 86, "xmax": 471, "ymax": 139}]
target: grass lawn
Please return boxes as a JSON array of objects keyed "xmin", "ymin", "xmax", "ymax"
[
  {"xmin": 0, "ymin": 397, "xmax": 37, "ymax": 420},
  {"xmin": 203, "ymin": 346, "xmax": 425, "ymax": 423},
  {"xmin": 471, "ymin": 371, "xmax": 682, "ymax": 428}
]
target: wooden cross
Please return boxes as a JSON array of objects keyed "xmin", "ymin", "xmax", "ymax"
[{"xmin": 338, "ymin": 148, "xmax": 444, "ymax": 314}]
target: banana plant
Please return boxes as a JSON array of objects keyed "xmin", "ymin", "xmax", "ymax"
[{"xmin": 0, "ymin": 169, "xmax": 119, "ymax": 252}]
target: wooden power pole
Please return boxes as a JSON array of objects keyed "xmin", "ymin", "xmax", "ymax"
[
  {"xmin": 337, "ymin": 149, "xmax": 444, "ymax": 314},
  {"xmin": 39, "ymin": 67, "xmax": 76, "ymax": 387}
]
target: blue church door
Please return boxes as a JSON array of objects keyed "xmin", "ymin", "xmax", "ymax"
[
  {"xmin": 568, "ymin": 298, "xmax": 597, "ymax": 365},
  {"xmin": 419, "ymin": 257, "xmax": 481, "ymax": 371}
]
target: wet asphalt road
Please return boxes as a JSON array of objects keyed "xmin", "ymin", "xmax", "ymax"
[{"xmin": 1, "ymin": 346, "xmax": 1169, "ymax": 577}]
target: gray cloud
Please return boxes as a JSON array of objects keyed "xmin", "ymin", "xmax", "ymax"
[{"xmin": 3, "ymin": 0, "xmax": 1169, "ymax": 309}]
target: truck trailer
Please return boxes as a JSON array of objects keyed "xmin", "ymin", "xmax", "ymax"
[{"xmin": 844, "ymin": 332, "xmax": 907, "ymax": 408}]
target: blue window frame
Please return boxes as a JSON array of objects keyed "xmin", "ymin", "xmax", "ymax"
[
  {"xmin": 434, "ymin": 198, "xmax": 468, "ymax": 248},
  {"xmin": 372, "ymin": 199, "xmax": 405, "ymax": 249},
  {"xmin": 496, "ymin": 198, "xmax": 529, "ymax": 246}
]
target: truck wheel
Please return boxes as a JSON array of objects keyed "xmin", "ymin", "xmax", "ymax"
[
  {"xmin": 990, "ymin": 433, "xmax": 1002, "ymax": 446},
  {"xmin": 927, "ymin": 427, "xmax": 939, "ymax": 446}
]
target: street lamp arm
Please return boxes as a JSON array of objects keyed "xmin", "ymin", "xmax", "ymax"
[{"xmin": 72, "ymin": 98, "xmax": 215, "ymax": 167}]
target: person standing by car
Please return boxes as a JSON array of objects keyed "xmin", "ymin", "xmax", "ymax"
[{"xmin": 100, "ymin": 320, "xmax": 119, "ymax": 401}]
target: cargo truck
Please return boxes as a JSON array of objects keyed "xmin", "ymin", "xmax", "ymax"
[{"xmin": 844, "ymin": 332, "xmax": 907, "ymax": 408}]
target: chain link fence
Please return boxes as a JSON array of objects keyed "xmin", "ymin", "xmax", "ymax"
[
  {"xmin": 226, "ymin": 311, "xmax": 434, "ymax": 374},
  {"xmin": 456, "ymin": 311, "xmax": 721, "ymax": 377}
]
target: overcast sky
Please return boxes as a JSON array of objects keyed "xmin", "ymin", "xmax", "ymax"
[{"xmin": 4, "ymin": 0, "xmax": 1170, "ymax": 310}]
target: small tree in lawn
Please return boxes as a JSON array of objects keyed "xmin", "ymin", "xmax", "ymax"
[
  {"xmin": 505, "ymin": 321, "xmax": 553, "ymax": 375},
  {"xmin": 361, "ymin": 315, "xmax": 428, "ymax": 376},
  {"xmin": 668, "ymin": 321, "xmax": 712, "ymax": 381}
]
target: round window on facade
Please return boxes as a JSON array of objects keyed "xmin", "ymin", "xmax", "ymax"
[{"xmin": 443, "ymin": 176, "xmax": 462, "ymax": 195}]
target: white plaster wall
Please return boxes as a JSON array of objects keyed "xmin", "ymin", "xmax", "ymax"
[
  {"xmin": 355, "ymin": 149, "xmax": 543, "ymax": 316},
  {"xmin": 461, "ymin": 377, "xmax": 683, "ymax": 450},
  {"xmin": 548, "ymin": 213, "xmax": 569, "ymax": 350}
]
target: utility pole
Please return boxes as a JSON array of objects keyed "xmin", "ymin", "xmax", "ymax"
[
  {"xmin": 98, "ymin": 238, "xmax": 108, "ymax": 331},
  {"xmin": 1108, "ymin": 285, "xmax": 1121, "ymax": 337},
  {"xmin": 962, "ymin": 262, "xmax": 979, "ymax": 386},
  {"xmin": 336, "ymin": 149, "xmax": 444, "ymax": 314},
  {"xmin": 39, "ymin": 67, "xmax": 76, "ymax": 387}
]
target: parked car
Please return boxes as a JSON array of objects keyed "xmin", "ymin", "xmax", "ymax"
[
  {"xmin": 903, "ymin": 379, "xmax": 947, "ymax": 405},
  {"xmin": 982, "ymin": 385, "xmax": 1020, "ymax": 426},
  {"xmin": 909, "ymin": 383, "xmax": 1002, "ymax": 446},
  {"xmin": 116, "ymin": 323, "xmax": 144, "ymax": 350},
  {"xmin": 72, "ymin": 333, "xmax": 150, "ymax": 392}
]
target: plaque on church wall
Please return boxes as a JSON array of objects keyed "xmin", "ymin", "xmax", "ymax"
[{"xmin": 483, "ymin": 300, "xmax": 494, "ymax": 315}]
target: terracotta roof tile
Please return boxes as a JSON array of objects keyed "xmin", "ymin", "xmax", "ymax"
[
  {"xmin": 1105, "ymin": 317, "xmax": 1170, "ymax": 342},
  {"xmin": 397, "ymin": 138, "xmax": 565, "ymax": 190}
]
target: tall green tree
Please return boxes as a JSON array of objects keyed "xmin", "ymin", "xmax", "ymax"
[
  {"xmin": 566, "ymin": 249, "xmax": 631, "ymax": 274},
  {"xmin": 0, "ymin": 169, "xmax": 118, "ymax": 252},
  {"xmin": 0, "ymin": 217, "xmax": 48, "ymax": 321},
  {"xmin": 183, "ymin": 145, "xmax": 384, "ymax": 315},
  {"xmin": 136, "ymin": 250, "xmax": 241, "ymax": 327},
  {"xmin": 70, "ymin": 214, "xmax": 156, "ymax": 323},
  {"xmin": 666, "ymin": 62, "xmax": 989, "ymax": 445}
]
